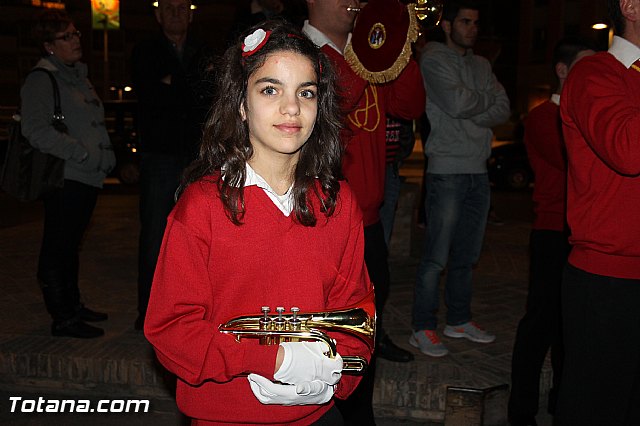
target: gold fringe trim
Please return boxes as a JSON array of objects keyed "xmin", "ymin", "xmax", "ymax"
[{"xmin": 345, "ymin": 3, "xmax": 420, "ymax": 84}]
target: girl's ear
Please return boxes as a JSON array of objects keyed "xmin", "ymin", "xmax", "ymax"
[
  {"xmin": 621, "ymin": 0, "xmax": 639, "ymax": 22},
  {"xmin": 239, "ymin": 101, "xmax": 246, "ymax": 121}
]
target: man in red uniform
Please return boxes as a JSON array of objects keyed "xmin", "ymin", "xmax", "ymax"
[
  {"xmin": 558, "ymin": 0, "xmax": 640, "ymax": 424},
  {"xmin": 303, "ymin": 0, "xmax": 426, "ymax": 424},
  {"xmin": 508, "ymin": 37, "xmax": 595, "ymax": 426}
]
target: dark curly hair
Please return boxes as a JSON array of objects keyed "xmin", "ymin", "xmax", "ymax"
[{"xmin": 181, "ymin": 19, "xmax": 344, "ymax": 227}]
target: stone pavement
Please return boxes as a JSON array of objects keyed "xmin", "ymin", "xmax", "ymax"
[{"xmin": 0, "ymin": 156, "xmax": 552, "ymax": 425}]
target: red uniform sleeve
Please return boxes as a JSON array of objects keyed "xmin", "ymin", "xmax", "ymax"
[
  {"xmin": 144, "ymin": 185, "xmax": 278, "ymax": 386},
  {"xmin": 325, "ymin": 183, "xmax": 374, "ymax": 399},
  {"xmin": 525, "ymin": 102, "xmax": 565, "ymax": 172},
  {"xmin": 563, "ymin": 57, "xmax": 640, "ymax": 176}
]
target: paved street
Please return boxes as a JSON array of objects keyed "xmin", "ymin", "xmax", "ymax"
[{"xmin": 0, "ymin": 150, "xmax": 555, "ymax": 425}]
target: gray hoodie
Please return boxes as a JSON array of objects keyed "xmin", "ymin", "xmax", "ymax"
[
  {"xmin": 420, "ymin": 42, "xmax": 510, "ymax": 174},
  {"xmin": 20, "ymin": 56, "xmax": 115, "ymax": 188}
]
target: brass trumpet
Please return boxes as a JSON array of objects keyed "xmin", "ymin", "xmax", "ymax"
[
  {"xmin": 414, "ymin": 0, "xmax": 444, "ymax": 30},
  {"xmin": 348, "ymin": 1, "xmax": 443, "ymax": 28},
  {"xmin": 219, "ymin": 289, "xmax": 376, "ymax": 375}
]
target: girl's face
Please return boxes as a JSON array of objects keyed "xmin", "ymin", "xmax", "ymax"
[{"xmin": 242, "ymin": 50, "xmax": 318, "ymax": 165}]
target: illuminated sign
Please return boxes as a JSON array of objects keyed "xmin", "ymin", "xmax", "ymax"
[{"xmin": 91, "ymin": 0, "xmax": 120, "ymax": 30}]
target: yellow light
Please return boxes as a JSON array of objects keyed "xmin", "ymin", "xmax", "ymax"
[
  {"xmin": 152, "ymin": 1, "xmax": 196, "ymax": 9},
  {"xmin": 124, "ymin": 86, "xmax": 132, "ymax": 92},
  {"xmin": 32, "ymin": 0, "xmax": 66, "ymax": 9},
  {"xmin": 592, "ymin": 23, "xmax": 608, "ymax": 30}
]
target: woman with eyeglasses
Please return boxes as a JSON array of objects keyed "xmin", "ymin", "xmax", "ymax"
[{"xmin": 20, "ymin": 10, "xmax": 116, "ymax": 338}]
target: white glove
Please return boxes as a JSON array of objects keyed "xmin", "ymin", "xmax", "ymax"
[
  {"xmin": 247, "ymin": 373, "xmax": 334, "ymax": 405},
  {"xmin": 274, "ymin": 341, "xmax": 343, "ymax": 385}
]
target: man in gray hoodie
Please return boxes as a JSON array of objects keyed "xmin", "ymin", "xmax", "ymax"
[{"xmin": 410, "ymin": 0, "xmax": 510, "ymax": 357}]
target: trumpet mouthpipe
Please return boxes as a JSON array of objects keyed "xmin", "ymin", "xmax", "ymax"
[
  {"xmin": 219, "ymin": 328, "xmax": 369, "ymax": 375},
  {"xmin": 346, "ymin": 6, "xmax": 361, "ymax": 12}
]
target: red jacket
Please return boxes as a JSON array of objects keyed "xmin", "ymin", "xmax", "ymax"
[
  {"xmin": 561, "ymin": 52, "xmax": 640, "ymax": 279},
  {"xmin": 323, "ymin": 47, "xmax": 425, "ymax": 226},
  {"xmin": 145, "ymin": 178, "xmax": 372, "ymax": 424},
  {"xmin": 524, "ymin": 100, "xmax": 566, "ymax": 232}
]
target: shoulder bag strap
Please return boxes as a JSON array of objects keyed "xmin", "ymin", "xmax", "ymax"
[{"xmin": 28, "ymin": 68, "xmax": 63, "ymax": 120}]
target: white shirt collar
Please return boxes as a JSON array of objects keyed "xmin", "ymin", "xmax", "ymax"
[
  {"xmin": 550, "ymin": 93, "xmax": 560, "ymax": 106},
  {"xmin": 302, "ymin": 20, "xmax": 351, "ymax": 55},
  {"xmin": 609, "ymin": 35, "xmax": 640, "ymax": 69},
  {"xmin": 244, "ymin": 163, "xmax": 294, "ymax": 216}
]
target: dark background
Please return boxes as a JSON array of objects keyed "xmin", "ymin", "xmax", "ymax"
[{"xmin": 0, "ymin": 0, "xmax": 613, "ymax": 133}]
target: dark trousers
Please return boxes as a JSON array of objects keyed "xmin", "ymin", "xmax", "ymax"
[
  {"xmin": 335, "ymin": 221, "xmax": 389, "ymax": 426},
  {"xmin": 137, "ymin": 152, "xmax": 190, "ymax": 319},
  {"xmin": 38, "ymin": 179, "xmax": 98, "ymax": 321},
  {"xmin": 555, "ymin": 264, "xmax": 640, "ymax": 426},
  {"xmin": 509, "ymin": 229, "xmax": 569, "ymax": 423},
  {"xmin": 313, "ymin": 405, "xmax": 344, "ymax": 425}
]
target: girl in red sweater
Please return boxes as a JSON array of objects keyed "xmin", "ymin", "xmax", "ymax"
[{"xmin": 144, "ymin": 21, "xmax": 373, "ymax": 425}]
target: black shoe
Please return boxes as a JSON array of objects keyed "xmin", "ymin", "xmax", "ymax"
[
  {"xmin": 77, "ymin": 306, "xmax": 108, "ymax": 322},
  {"xmin": 52, "ymin": 319, "xmax": 104, "ymax": 338},
  {"xmin": 377, "ymin": 336, "xmax": 414, "ymax": 362}
]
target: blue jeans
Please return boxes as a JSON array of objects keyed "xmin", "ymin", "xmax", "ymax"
[{"xmin": 412, "ymin": 173, "xmax": 490, "ymax": 330}]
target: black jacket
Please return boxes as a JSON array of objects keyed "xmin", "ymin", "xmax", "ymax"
[{"xmin": 131, "ymin": 33, "xmax": 214, "ymax": 159}]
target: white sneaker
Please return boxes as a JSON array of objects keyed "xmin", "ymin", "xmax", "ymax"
[
  {"xmin": 409, "ymin": 330, "xmax": 449, "ymax": 357},
  {"xmin": 443, "ymin": 322, "xmax": 495, "ymax": 343}
]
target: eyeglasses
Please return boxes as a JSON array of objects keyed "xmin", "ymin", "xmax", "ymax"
[{"xmin": 52, "ymin": 30, "xmax": 81, "ymax": 42}]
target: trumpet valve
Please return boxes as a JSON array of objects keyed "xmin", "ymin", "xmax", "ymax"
[
  {"xmin": 259, "ymin": 306, "xmax": 271, "ymax": 328},
  {"xmin": 274, "ymin": 306, "xmax": 288, "ymax": 343},
  {"xmin": 274, "ymin": 307, "xmax": 286, "ymax": 330},
  {"xmin": 259, "ymin": 306, "xmax": 273, "ymax": 345},
  {"xmin": 289, "ymin": 307, "xmax": 302, "ymax": 342},
  {"xmin": 290, "ymin": 307, "xmax": 301, "ymax": 330}
]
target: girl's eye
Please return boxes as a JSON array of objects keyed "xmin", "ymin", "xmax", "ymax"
[
  {"xmin": 261, "ymin": 86, "xmax": 278, "ymax": 96},
  {"xmin": 299, "ymin": 89, "xmax": 316, "ymax": 99}
]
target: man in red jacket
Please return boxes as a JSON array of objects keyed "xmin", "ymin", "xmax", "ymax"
[
  {"xmin": 304, "ymin": 0, "xmax": 426, "ymax": 424},
  {"xmin": 558, "ymin": 0, "xmax": 640, "ymax": 424},
  {"xmin": 508, "ymin": 37, "xmax": 595, "ymax": 426}
]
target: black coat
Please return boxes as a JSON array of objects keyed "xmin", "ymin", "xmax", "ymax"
[{"xmin": 131, "ymin": 33, "xmax": 215, "ymax": 159}]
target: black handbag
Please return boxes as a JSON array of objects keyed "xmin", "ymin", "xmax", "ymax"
[{"xmin": 0, "ymin": 68, "xmax": 66, "ymax": 202}]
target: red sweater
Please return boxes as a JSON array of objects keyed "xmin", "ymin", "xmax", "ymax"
[
  {"xmin": 323, "ymin": 47, "xmax": 425, "ymax": 226},
  {"xmin": 524, "ymin": 100, "xmax": 566, "ymax": 231},
  {"xmin": 144, "ymin": 178, "xmax": 372, "ymax": 425},
  {"xmin": 561, "ymin": 52, "xmax": 640, "ymax": 279}
]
